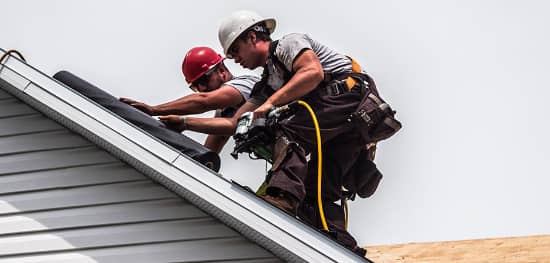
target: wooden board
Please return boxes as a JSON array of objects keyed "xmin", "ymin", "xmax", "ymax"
[{"xmin": 365, "ymin": 235, "xmax": 550, "ymax": 263}]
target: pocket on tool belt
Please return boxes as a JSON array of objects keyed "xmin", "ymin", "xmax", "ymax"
[
  {"xmin": 344, "ymin": 147, "xmax": 383, "ymax": 198},
  {"xmin": 349, "ymin": 92, "xmax": 402, "ymax": 144}
]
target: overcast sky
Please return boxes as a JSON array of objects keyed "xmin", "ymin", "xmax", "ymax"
[{"xmin": 2, "ymin": 0, "xmax": 549, "ymax": 246}]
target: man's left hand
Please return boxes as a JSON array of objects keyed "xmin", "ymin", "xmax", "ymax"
[{"xmin": 119, "ymin": 97, "xmax": 155, "ymax": 115}]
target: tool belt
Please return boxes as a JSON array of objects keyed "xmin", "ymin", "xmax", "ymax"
[
  {"xmin": 321, "ymin": 58, "xmax": 401, "ymax": 199},
  {"xmin": 343, "ymin": 145, "xmax": 383, "ymax": 199},
  {"xmin": 319, "ymin": 58, "xmax": 402, "ymax": 145},
  {"xmin": 349, "ymin": 73, "xmax": 402, "ymax": 144}
]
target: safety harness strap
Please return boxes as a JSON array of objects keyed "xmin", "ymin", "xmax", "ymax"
[
  {"xmin": 269, "ymin": 40, "xmax": 369, "ymax": 97},
  {"xmin": 268, "ymin": 40, "xmax": 294, "ymax": 82}
]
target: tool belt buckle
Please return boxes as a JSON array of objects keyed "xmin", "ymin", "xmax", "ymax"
[
  {"xmin": 325, "ymin": 81, "xmax": 343, "ymax": 96},
  {"xmin": 357, "ymin": 109, "xmax": 373, "ymax": 127}
]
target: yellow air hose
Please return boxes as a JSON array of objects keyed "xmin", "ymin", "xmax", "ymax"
[{"xmin": 296, "ymin": 100, "xmax": 329, "ymax": 231}]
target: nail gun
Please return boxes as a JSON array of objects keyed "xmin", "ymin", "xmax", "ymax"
[{"xmin": 231, "ymin": 101, "xmax": 299, "ymax": 162}]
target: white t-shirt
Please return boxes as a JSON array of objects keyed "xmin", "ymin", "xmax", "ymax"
[
  {"xmin": 250, "ymin": 33, "xmax": 353, "ymax": 104},
  {"xmin": 215, "ymin": 74, "xmax": 259, "ymax": 117}
]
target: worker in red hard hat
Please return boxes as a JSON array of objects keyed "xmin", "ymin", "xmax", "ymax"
[{"xmin": 120, "ymin": 46, "xmax": 259, "ymax": 153}]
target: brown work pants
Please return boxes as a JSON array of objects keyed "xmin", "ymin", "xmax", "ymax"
[{"xmin": 266, "ymin": 86, "xmax": 365, "ymax": 250}]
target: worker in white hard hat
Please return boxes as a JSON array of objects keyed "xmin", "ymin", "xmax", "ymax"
[{"xmin": 160, "ymin": 10, "xmax": 400, "ymax": 257}]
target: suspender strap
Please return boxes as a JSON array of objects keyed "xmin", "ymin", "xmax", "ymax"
[
  {"xmin": 269, "ymin": 40, "xmax": 294, "ymax": 82},
  {"xmin": 344, "ymin": 57, "xmax": 362, "ymax": 90}
]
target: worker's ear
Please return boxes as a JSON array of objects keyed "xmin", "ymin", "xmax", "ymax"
[
  {"xmin": 216, "ymin": 64, "xmax": 230, "ymax": 80},
  {"xmin": 249, "ymin": 31, "xmax": 257, "ymax": 45},
  {"xmin": 217, "ymin": 63, "xmax": 227, "ymax": 74}
]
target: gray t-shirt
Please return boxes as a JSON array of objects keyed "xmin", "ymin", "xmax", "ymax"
[
  {"xmin": 215, "ymin": 75, "xmax": 259, "ymax": 117},
  {"xmin": 250, "ymin": 33, "xmax": 353, "ymax": 105}
]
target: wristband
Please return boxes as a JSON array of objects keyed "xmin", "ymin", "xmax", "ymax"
[{"xmin": 180, "ymin": 116, "xmax": 188, "ymax": 130}]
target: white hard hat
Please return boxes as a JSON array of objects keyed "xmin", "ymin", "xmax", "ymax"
[{"xmin": 218, "ymin": 10, "xmax": 276, "ymax": 57}]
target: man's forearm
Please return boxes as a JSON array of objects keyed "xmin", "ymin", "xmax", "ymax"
[
  {"xmin": 152, "ymin": 94, "xmax": 209, "ymax": 115},
  {"xmin": 267, "ymin": 51, "xmax": 324, "ymax": 106},
  {"xmin": 182, "ymin": 100, "xmax": 257, "ymax": 136},
  {"xmin": 185, "ymin": 116, "xmax": 236, "ymax": 135},
  {"xmin": 267, "ymin": 67, "xmax": 323, "ymax": 106}
]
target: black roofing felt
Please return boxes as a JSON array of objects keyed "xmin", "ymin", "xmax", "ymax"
[{"xmin": 53, "ymin": 70, "xmax": 220, "ymax": 171}]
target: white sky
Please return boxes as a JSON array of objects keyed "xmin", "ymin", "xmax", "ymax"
[{"xmin": 2, "ymin": 0, "xmax": 550, "ymax": 246}]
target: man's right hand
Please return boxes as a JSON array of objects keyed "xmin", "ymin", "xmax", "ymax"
[
  {"xmin": 119, "ymin": 97, "xmax": 155, "ymax": 115},
  {"xmin": 159, "ymin": 115, "xmax": 187, "ymax": 133}
]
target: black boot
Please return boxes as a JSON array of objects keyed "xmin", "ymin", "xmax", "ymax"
[
  {"xmin": 261, "ymin": 191, "xmax": 299, "ymax": 216},
  {"xmin": 352, "ymin": 246, "xmax": 367, "ymax": 257}
]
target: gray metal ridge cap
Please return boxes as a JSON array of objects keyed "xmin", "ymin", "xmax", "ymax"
[{"xmin": 0, "ymin": 49, "xmax": 371, "ymax": 263}]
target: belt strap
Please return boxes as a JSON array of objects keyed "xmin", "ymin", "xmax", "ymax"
[
  {"xmin": 345, "ymin": 57, "xmax": 362, "ymax": 89},
  {"xmin": 323, "ymin": 57, "xmax": 364, "ymax": 91},
  {"xmin": 324, "ymin": 80, "xmax": 347, "ymax": 96}
]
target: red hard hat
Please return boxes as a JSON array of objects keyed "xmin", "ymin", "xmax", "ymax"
[{"xmin": 182, "ymin": 47, "xmax": 224, "ymax": 83}]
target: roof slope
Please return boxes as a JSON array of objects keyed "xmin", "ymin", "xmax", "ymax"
[
  {"xmin": 0, "ymin": 82, "xmax": 279, "ymax": 262},
  {"xmin": 0, "ymin": 49, "xmax": 371, "ymax": 262},
  {"xmin": 366, "ymin": 235, "xmax": 550, "ymax": 263}
]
